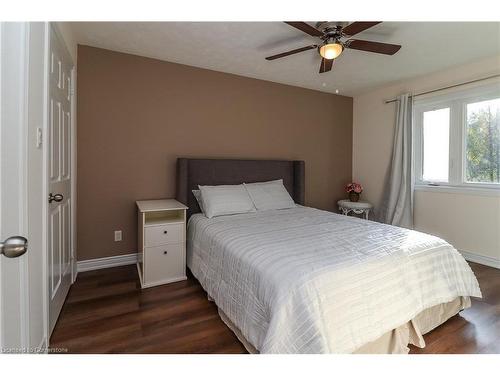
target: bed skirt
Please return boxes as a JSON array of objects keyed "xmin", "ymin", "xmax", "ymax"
[{"xmin": 215, "ymin": 296, "xmax": 470, "ymax": 354}]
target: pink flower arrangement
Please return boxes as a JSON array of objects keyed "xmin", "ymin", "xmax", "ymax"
[{"xmin": 345, "ymin": 182, "xmax": 363, "ymax": 194}]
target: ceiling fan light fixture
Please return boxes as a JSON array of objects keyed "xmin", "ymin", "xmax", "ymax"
[
  {"xmin": 319, "ymin": 42, "xmax": 343, "ymax": 60},
  {"xmin": 265, "ymin": 22, "xmax": 401, "ymax": 74}
]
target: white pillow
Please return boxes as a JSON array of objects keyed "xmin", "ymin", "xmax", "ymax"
[
  {"xmin": 198, "ymin": 184, "xmax": 256, "ymax": 218},
  {"xmin": 244, "ymin": 179, "xmax": 296, "ymax": 211},
  {"xmin": 192, "ymin": 190, "xmax": 205, "ymax": 214}
]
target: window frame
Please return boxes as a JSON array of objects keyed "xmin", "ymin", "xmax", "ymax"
[{"xmin": 413, "ymin": 81, "xmax": 500, "ymax": 192}]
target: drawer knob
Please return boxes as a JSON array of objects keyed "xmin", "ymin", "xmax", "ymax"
[
  {"xmin": 163, "ymin": 251, "xmax": 168, "ymax": 255},
  {"xmin": 163, "ymin": 230, "xmax": 168, "ymax": 234}
]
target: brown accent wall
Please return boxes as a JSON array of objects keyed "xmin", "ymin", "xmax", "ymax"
[{"xmin": 77, "ymin": 45, "xmax": 353, "ymax": 261}]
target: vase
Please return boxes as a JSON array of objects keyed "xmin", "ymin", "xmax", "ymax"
[{"xmin": 349, "ymin": 192, "xmax": 360, "ymax": 202}]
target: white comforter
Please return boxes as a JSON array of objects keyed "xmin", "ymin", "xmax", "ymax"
[{"xmin": 187, "ymin": 206, "xmax": 481, "ymax": 353}]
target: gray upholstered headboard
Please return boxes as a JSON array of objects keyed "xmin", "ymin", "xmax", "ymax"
[{"xmin": 176, "ymin": 158, "xmax": 305, "ymax": 217}]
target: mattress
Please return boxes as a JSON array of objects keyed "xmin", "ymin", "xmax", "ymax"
[{"xmin": 187, "ymin": 206, "xmax": 481, "ymax": 354}]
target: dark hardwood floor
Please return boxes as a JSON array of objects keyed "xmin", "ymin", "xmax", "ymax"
[{"xmin": 50, "ymin": 262, "xmax": 499, "ymax": 354}]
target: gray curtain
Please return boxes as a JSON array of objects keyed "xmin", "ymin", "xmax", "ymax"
[{"xmin": 379, "ymin": 93, "xmax": 414, "ymax": 229}]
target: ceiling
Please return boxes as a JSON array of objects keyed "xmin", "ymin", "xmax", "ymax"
[{"xmin": 68, "ymin": 22, "xmax": 500, "ymax": 96}]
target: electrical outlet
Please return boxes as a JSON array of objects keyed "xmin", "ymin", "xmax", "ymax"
[{"xmin": 114, "ymin": 230, "xmax": 122, "ymax": 242}]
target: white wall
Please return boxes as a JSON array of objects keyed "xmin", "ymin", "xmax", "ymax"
[
  {"xmin": 353, "ymin": 55, "xmax": 500, "ymax": 267},
  {"xmin": 27, "ymin": 22, "xmax": 49, "ymax": 350},
  {"xmin": 414, "ymin": 189, "xmax": 499, "ymax": 263}
]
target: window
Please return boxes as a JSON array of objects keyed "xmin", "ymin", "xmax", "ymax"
[
  {"xmin": 465, "ymin": 98, "xmax": 500, "ymax": 184},
  {"xmin": 414, "ymin": 82, "xmax": 500, "ymax": 190},
  {"xmin": 422, "ymin": 107, "xmax": 450, "ymax": 182}
]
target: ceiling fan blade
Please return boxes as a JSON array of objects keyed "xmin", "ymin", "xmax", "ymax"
[
  {"xmin": 346, "ymin": 39, "xmax": 401, "ymax": 55},
  {"xmin": 265, "ymin": 45, "xmax": 317, "ymax": 60},
  {"xmin": 319, "ymin": 58, "xmax": 334, "ymax": 73},
  {"xmin": 342, "ymin": 22, "xmax": 381, "ymax": 36},
  {"xmin": 284, "ymin": 22, "xmax": 324, "ymax": 37}
]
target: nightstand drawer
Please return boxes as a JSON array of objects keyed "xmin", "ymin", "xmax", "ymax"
[
  {"xmin": 145, "ymin": 223, "xmax": 184, "ymax": 247},
  {"xmin": 144, "ymin": 244, "xmax": 184, "ymax": 285}
]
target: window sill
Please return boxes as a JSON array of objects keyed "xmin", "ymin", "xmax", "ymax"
[{"xmin": 414, "ymin": 184, "xmax": 500, "ymax": 197}]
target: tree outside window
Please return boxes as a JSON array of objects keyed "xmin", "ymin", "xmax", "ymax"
[{"xmin": 466, "ymin": 98, "xmax": 500, "ymax": 184}]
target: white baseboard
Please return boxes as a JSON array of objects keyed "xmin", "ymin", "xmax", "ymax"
[
  {"xmin": 77, "ymin": 253, "xmax": 138, "ymax": 273},
  {"xmin": 76, "ymin": 250, "xmax": 499, "ymax": 274},
  {"xmin": 459, "ymin": 250, "xmax": 500, "ymax": 269}
]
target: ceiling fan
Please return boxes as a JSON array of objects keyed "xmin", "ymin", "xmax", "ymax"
[{"xmin": 266, "ymin": 22, "xmax": 402, "ymax": 73}]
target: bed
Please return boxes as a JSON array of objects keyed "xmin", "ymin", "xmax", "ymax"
[{"xmin": 176, "ymin": 158, "xmax": 482, "ymax": 354}]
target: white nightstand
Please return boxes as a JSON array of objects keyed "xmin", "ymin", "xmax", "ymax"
[
  {"xmin": 136, "ymin": 199, "xmax": 188, "ymax": 289},
  {"xmin": 337, "ymin": 199, "xmax": 373, "ymax": 220}
]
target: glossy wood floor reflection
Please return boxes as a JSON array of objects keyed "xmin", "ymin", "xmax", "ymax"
[
  {"xmin": 410, "ymin": 262, "xmax": 500, "ymax": 354},
  {"xmin": 50, "ymin": 262, "xmax": 499, "ymax": 354}
]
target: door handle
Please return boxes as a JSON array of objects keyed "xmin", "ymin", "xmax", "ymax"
[
  {"xmin": 0, "ymin": 236, "xmax": 28, "ymax": 258},
  {"xmin": 48, "ymin": 193, "xmax": 63, "ymax": 203}
]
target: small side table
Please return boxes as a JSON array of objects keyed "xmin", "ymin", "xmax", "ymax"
[
  {"xmin": 136, "ymin": 199, "xmax": 188, "ymax": 289},
  {"xmin": 337, "ymin": 199, "xmax": 373, "ymax": 220}
]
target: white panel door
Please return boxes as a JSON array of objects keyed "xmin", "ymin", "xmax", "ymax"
[
  {"xmin": 48, "ymin": 25, "xmax": 74, "ymax": 335},
  {"xmin": 0, "ymin": 21, "xmax": 29, "ymax": 352},
  {"xmin": 1, "ymin": 21, "xmax": 48, "ymax": 352}
]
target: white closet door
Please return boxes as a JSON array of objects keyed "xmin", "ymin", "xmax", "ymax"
[{"xmin": 48, "ymin": 25, "xmax": 74, "ymax": 335}]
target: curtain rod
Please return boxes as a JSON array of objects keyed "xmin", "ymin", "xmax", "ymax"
[{"xmin": 384, "ymin": 74, "xmax": 500, "ymax": 104}]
